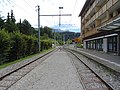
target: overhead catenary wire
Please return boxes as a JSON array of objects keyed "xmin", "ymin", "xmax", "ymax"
[
  {"xmin": 9, "ymin": 0, "xmax": 31, "ymax": 13},
  {"xmin": 0, "ymin": 0, "xmax": 38, "ymax": 29},
  {"xmin": 1, "ymin": 0, "xmax": 8, "ymax": 7},
  {"xmin": 2, "ymin": 0, "xmax": 5, "ymax": 3},
  {"xmin": 73, "ymin": 0, "xmax": 77, "ymax": 16},
  {"xmin": 0, "ymin": 1, "xmax": 5, "ymax": 8},
  {"xmin": 23, "ymin": 0, "xmax": 36, "ymax": 11},
  {"xmin": 69, "ymin": 0, "xmax": 77, "ymax": 24},
  {"xmin": 0, "ymin": 0, "xmax": 13, "ymax": 14},
  {"xmin": 7, "ymin": 0, "xmax": 11, "ymax": 4},
  {"xmin": 7, "ymin": 0, "xmax": 14, "ymax": 8},
  {"xmin": 7, "ymin": 0, "xmax": 37, "ymax": 18},
  {"xmin": 1, "ymin": 0, "xmax": 79, "ymax": 30},
  {"xmin": 35, "ymin": 0, "xmax": 57, "ymax": 27},
  {"xmin": 34, "ymin": 0, "xmax": 37, "ymax": 5}
]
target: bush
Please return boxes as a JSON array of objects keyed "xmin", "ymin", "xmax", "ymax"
[
  {"xmin": 32, "ymin": 37, "xmax": 39, "ymax": 54},
  {"xmin": 0, "ymin": 29, "xmax": 11, "ymax": 53},
  {"xmin": 8, "ymin": 32, "xmax": 26, "ymax": 60},
  {"xmin": 24, "ymin": 35, "xmax": 38, "ymax": 55},
  {"xmin": 76, "ymin": 43, "xmax": 83, "ymax": 48},
  {"xmin": 0, "ymin": 29, "xmax": 53, "ymax": 64},
  {"xmin": 8, "ymin": 32, "xmax": 39, "ymax": 61},
  {"xmin": 0, "ymin": 29, "xmax": 11, "ymax": 64},
  {"xmin": 40, "ymin": 39, "xmax": 52, "ymax": 51}
]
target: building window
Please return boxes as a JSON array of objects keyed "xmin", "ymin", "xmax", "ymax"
[
  {"xmin": 108, "ymin": 36, "xmax": 117, "ymax": 53},
  {"xmin": 117, "ymin": 8, "xmax": 120, "ymax": 14},
  {"xmin": 99, "ymin": 38, "xmax": 103, "ymax": 50},
  {"xmin": 95, "ymin": 39, "xmax": 103, "ymax": 51},
  {"xmin": 110, "ymin": 13, "xmax": 113, "ymax": 18},
  {"xmin": 86, "ymin": 39, "xmax": 103, "ymax": 50},
  {"xmin": 86, "ymin": 41, "xmax": 88, "ymax": 49}
]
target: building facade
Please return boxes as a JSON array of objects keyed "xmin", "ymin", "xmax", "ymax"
[{"xmin": 79, "ymin": 0, "xmax": 120, "ymax": 55}]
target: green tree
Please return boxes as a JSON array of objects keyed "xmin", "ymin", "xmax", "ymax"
[
  {"xmin": 40, "ymin": 27, "xmax": 44, "ymax": 36},
  {"xmin": 19, "ymin": 19, "xmax": 35, "ymax": 35},
  {"xmin": 0, "ymin": 29, "xmax": 11, "ymax": 54},
  {"xmin": 43, "ymin": 26, "xmax": 53, "ymax": 38},
  {"xmin": 8, "ymin": 32, "xmax": 26, "ymax": 60},
  {"xmin": 0, "ymin": 29, "xmax": 11, "ymax": 63},
  {"xmin": 0, "ymin": 17, "xmax": 5, "ymax": 29},
  {"xmin": 40, "ymin": 26, "xmax": 53, "ymax": 39},
  {"xmin": 41, "ymin": 33, "xmax": 49, "ymax": 40},
  {"xmin": 5, "ymin": 12, "xmax": 18, "ymax": 33}
]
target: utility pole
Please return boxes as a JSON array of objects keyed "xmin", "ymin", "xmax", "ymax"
[
  {"xmin": 40, "ymin": 7, "xmax": 71, "ymax": 45},
  {"xmin": 39, "ymin": 7, "xmax": 71, "ymax": 27},
  {"xmin": 37, "ymin": 5, "xmax": 40, "ymax": 52},
  {"xmin": 59, "ymin": 7, "xmax": 63, "ymax": 43},
  {"xmin": 38, "ymin": 6, "xmax": 71, "ymax": 47},
  {"xmin": 54, "ymin": 29, "xmax": 56, "ymax": 47},
  {"xmin": 59, "ymin": 7, "xmax": 63, "ymax": 26}
]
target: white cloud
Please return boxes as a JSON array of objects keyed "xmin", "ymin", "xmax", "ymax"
[{"xmin": 52, "ymin": 24, "xmax": 80, "ymax": 32}]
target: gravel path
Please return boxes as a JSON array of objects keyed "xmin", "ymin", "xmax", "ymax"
[{"xmin": 8, "ymin": 50, "xmax": 84, "ymax": 90}]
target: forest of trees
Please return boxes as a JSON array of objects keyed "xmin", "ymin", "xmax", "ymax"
[
  {"xmin": 53, "ymin": 31, "xmax": 80, "ymax": 45},
  {"xmin": 0, "ymin": 10, "xmax": 53, "ymax": 64}
]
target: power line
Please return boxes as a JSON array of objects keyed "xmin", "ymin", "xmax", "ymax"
[
  {"xmin": 23, "ymin": 0, "xmax": 35, "ymax": 11},
  {"xmin": 73, "ymin": 0, "xmax": 77, "ymax": 15},
  {"xmin": 0, "ymin": 1, "xmax": 5, "ymax": 7},
  {"xmin": 1, "ymin": 0, "xmax": 8, "ymax": 6},
  {"xmin": 0, "ymin": 0, "xmax": 38, "ymax": 26},
  {"xmin": 7, "ymin": 0, "xmax": 11, "ymax": 4},
  {"xmin": 9, "ymin": 0, "xmax": 28, "ymax": 12},
  {"xmin": 2, "ymin": 0, "xmax": 5, "ymax": 3},
  {"xmin": 34, "ymin": 0, "xmax": 37, "ymax": 5},
  {"xmin": 7, "ymin": 0, "xmax": 14, "ymax": 7},
  {"xmin": 69, "ymin": 0, "xmax": 77, "ymax": 24},
  {"xmin": 2, "ymin": 0, "xmax": 11, "ymax": 6},
  {"xmin": 8, "ymin": 0, "xmax": 37, "ymax": 18},
  {"xmin": 39, "ymin": 0, "xmax": 44, "ymax": 2},
  {"xmin": 0, "ymin": 0, "xmax": 13, "ymax": 13}
]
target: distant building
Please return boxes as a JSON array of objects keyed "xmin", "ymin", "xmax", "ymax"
[
  {"xmin": 72, "ymin": 37, "xmax": 81, "ymax": 43},
  {"xmin": 79, "ymin": 0, "xmax": 120, "ymax": 55}
]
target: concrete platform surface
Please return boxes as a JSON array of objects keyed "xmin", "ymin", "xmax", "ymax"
[
  {"xmin": 68, "ymin": 45, "xmax": 120, "ymax": 73},
  {"xmin": 8, "ymin": 50, "xmax": 84, "ymax": 90}
]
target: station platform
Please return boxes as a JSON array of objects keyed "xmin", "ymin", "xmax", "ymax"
[
  {"xmin": 68, "ymin": 45, "xmax": 120, "ymax": 73},
  {"xmin": 8, "ymin": 50, "xmax": 84, "ymax": 90}
]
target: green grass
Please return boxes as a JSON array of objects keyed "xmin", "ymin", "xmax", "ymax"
[
  {"xmin": 76, "ymin": 43, "xmax": 83, "ymax": 48},
  {"xmin": 0, "ymin": 48, "xmax": 53, "ymax": 70}
]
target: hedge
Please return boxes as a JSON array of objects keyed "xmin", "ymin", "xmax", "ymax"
[
  {"xmin": 0, "ymin": 30, "xmax": 52, "ymax": 64},
  {"xmin": 40, "ymin": 39, "xmax": 52, "ymax": 51},
  {"xmin": 0, "ymin": 29, "xmax": 11, "ymax": 64},
  {"xmin": 8, "ymin": 32, "xmax": 39, "ymax": 61}
]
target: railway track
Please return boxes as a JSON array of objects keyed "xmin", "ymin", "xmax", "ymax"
[
  {"xmin": 66, "ymin": 49, "xmax": 116, "ymax": 90},
  {"xmin": 0, "ymin": 49, "xmax": 57, "ymax": 90},
  {"xmin": 0, "ymin": 48, "xmax": 119, "ymax": 90}
]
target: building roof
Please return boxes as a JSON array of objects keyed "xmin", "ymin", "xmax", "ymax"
[{"xmin": 78, "ymin": 0, "xmax": 93, "ymax": 17}]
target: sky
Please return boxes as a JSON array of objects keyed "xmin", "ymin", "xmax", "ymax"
[{"xmin": 0, "ymin": 0, "xmax": 86, "ymax": 32}]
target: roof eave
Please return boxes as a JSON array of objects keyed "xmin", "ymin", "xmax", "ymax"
[{"xmin": 78, "ymin": 0, "xmax": 92, "ymax": 17}]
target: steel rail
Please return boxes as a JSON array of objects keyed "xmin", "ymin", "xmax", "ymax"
[{"xmin": 66, "ymin": 49, "xmax": 115, "ymax": 90}]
